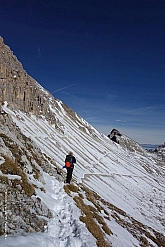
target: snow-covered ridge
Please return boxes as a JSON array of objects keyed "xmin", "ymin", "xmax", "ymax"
[{"xmin": 1, "ymin": 101, "xmax": 165, "ymax": 246}]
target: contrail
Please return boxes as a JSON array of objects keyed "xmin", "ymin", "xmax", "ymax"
[
  {"xmin": 51, "ymin": 83, "xmax": 77, "ymax": 93},
  {"xmin": 37, "ymin": 45, "xmax": 41, "ymax": 59}
]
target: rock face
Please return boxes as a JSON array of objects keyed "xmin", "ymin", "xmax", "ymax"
[
  {"xmin": 0, "ymin": 36, "xmax": 55, "ymax": 121},
  {"xmin": 108, "ymin": 129, "xmax": 121, "ymax": 144},
  {"xmin": 151, "ymin": 143, "xmax": 165, "ymax": 165},
  {"xmin": 0, "ymin": 37, "xmax": 65, "ymax": 235}
]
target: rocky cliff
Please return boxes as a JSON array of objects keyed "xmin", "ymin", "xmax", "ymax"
[
  {"xmin": 0, "ymin": 36, "xmax": 56, "ymax": 122},
  {"xmin": 0, "ymin": 37, "xmax": 65, "ymax": 235}
]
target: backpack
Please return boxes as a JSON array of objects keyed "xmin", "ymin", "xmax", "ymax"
[
  {"xmin": 65, "ymin": 155, "xmax": 74, "ymax": 168},
  {"xmin": 65, "ymin": 161, "xmax": 71, "ymax": 168}
]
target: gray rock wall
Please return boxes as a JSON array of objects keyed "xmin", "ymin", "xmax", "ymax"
[{"xmin": 0, "ymin": 36, "xmax": 55, "ymax": 122}]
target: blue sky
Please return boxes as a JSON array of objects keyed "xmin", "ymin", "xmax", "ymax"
[{"xmin": 1, "ymin": 0, "xmax": 165, "ymax": 144}]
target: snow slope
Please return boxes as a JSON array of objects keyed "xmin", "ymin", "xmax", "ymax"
[
  {"xmin": 0, "ymin": 170, "xmax": 96, "ymax": 247},
  {"xmin": 1, "ymin": 101, "xmax": 165, "ymax": 246}
]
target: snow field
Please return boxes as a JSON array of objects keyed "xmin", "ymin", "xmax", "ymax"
[{"xmin": 0, "ymin": 172, "xmax": 96, "ymax": 247}]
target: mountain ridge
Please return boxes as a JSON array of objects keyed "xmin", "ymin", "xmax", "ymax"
[{"xmin": 0, "ymin": 37, "xmax": 165, "ymax": 246}]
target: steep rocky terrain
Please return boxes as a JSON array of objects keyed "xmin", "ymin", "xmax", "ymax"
[
  {"xmin": 0, "ymin": 111, "xmax": 64, "ymax": 235},
  {"xmin": 153, "ymin": 143, "xmax": 165, "ymax": 164},
  {"xmin": 0, "ymin": 36, "xmax": 165, "ymax": 246}
]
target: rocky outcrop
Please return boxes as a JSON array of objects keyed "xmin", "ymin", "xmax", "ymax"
[
  {"xmin": 152, "ymin": 143, "xmax": 165, "ymax": 165},
  {"xmin": 108, "ymin": 129, "xmax": 121, "ymax": 144},
  {"xmin": 0, "ymin": 36, "xmax": 56, "ymax": 123},
  {"xmin": 108, "ymin": 128, "xmax": 148, "ymax": 154}
]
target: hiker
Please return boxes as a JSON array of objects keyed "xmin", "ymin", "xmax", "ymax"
[{"xmin": 65, "ymin": 151, "xmax": 76, "ymax": 184}]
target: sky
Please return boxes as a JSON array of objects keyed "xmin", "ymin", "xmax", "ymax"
[{"xmin": 0, "ymin": 0, "xmax": 165, "ymax": 144}]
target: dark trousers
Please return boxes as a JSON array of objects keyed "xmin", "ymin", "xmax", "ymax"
[{"xmin": 66, "ymin": 168, "xmax": 73, "ymax": 184}]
